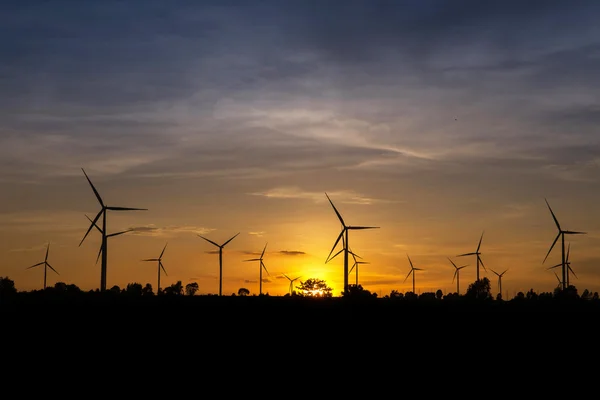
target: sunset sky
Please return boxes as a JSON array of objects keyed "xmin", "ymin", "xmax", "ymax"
[{"xmin": 2, "ymin": 0, "xmax": 600, "ymax": 297}]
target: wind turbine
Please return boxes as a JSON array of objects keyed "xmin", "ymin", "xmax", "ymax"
[
  {"xmin": 448, "ymin": 257, "xmax": 468, "ymax": 295},
  {"xmin": 490, "ymin": 268, "xmax": 508, "ymax": 298},
  {"xmin": 283, "ymin": 274, "xmax": 301, "ymax": 295},
  {"xmin": 26, "ymin": 242, "xmax": 59, "ymax": 289},
  {"xmin": 243, "ymin": 242, "xmax": 269, "ymax": 295},
  {"xmin": 198, "ymin": 232, "xmax": 240, "ymax": 296},
  {"xmin": 80, "ymin": 168, "xmax": 147, "ymax": 292},
  {"xmin": 543, "ymin": 198, "xmax": 586, "ymax": 291},
  {"xmin": 553, "ymin": 271, "xmax": 563, "ymax": 290},
  {"xmin": 348, "ymin": 249, "xmax": 369, "ymax": 286},
  {"xmin": 404, "ymin": 254, "xmax": 423, "ymax": 294},
  {"xmin": 547, "ymin": 242, "xmax": 577, "ymax": 287},
  {"xmin": 457, "ymin": 231, "xmax": 486, "ymax": 281},
  {"xmin": 141, "ymin": 243, "xmax": 169, "ymax": 294},
  {"xmin": 324, "ymin": 192, "xmax": 379, "ymax": 295}
]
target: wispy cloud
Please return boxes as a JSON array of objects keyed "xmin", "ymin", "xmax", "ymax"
[
  {"xmin": 249, "ymin": 187, "xmax": 393, "ymax": 205},
  {"xmin": 128, "ymin": 225, "xmax": 214, "ymax": 236},
  {"xmin": 279, "ymin": 250, "xmax": 306, "ymax": 256}
]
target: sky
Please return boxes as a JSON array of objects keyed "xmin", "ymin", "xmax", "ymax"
[{"xmin": 2, "ymin": 0, "xmax": 600, "ymax": 297}]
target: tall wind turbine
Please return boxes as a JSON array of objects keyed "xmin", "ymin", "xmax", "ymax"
[
  {"xmin": 283, "ymin": 274, "xmax": 301, "ymax": 295},
  {"xmin": 490, "ymin": 268, "xmax": 508, "ymax": 298},
  {"xmin": 349, "ymin": 249, "xmax": 369, "ymax": 286},
  {"xmin": 448, "ymin": 257, "xmax": 468, "ymax": 295},
  {"xmin": 457, "ymin": 231, "xmax": 486, "ymax": 281},
  {"xmin": 543, "ymin": 198, "xmax": 586, "ymax": 291},
  {"xmin": 547, "ymin": 242, "xmax": 577, "ymax": 287},
  {"xmin": 141, "ymin": 243, "xmax": 169, "ymax": 294},
  {"xmin": 324, "ymin": 192, "xmax": 379, "ymax": 295},
  {"xmin": 80, "ymin": 168, "xmax": 147, "ymax": 292},
  {"xmin": 404, "ymin": 254, "xmax": 423, "ymax": 294},
  {"xmin": 26, "ymin": 242, "xmax": 59, "ymax": 289},
  {"xmin": 198, "ymin": 232, "xmax": 240, "ymax": 296}
]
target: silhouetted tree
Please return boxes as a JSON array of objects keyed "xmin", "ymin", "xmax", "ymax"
[
  {"xmin": 0, "ymin": 276, "xmax": 16, "ymax": 297},
  {"xmin": 109, "ymin": 285, "xmax": 121, "ymax": 294},
  {"xmin": 54, "ymin": 282, "xmax": 67, "ymax": 292},
  {"xmin": 388, "ymin": 290, "xmax": 403, "ymax": 299},
  {"xmin": 465, "ymin": 277, "xmax": 492, "ymax": 300},
  {"xmin": 345, "ymin": 284, "xmax": 376, "ymax": 298},
  {"xmin": 185, "ymin": 282, "xmax": 199, "ymax": 296},
  {"xmin": 163, "ymin": 280, "xmax": 183, "ymax": 296},
  {"xmin": 238, "ymin": 287, "xmax": 250, "ymax": 296},
  {"xmin": 142, "ymin": 283, "xmax": 154, "ymax": 296},
  {"xmin": 296, "ymin": 278, "xmax": 333, "ymax": 297},
  {"xmin": 435, "ymin": 289, "xmax": 443, "ymax": 300},
  {"xmin": 126, "ymin": 283, "xmax": 143, "ymax": 296}
]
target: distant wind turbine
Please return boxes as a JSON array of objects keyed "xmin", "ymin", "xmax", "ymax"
[
  {"xmin": 448, "ymin": 257, "xmax": 468, "ymax": 295},
  {"xmin": 80, "ymin": 168, "xmax": 147, "ymax": 292},
  {"xmin": 348, "ymin": 248, "xmax": 369, "ymax": 286},
  {"xmin": 198, "ymin": 232, "xmax": 240, "ymax": 296},
  {"xmin": 283, "ymin": 274, "xmax": 301, "ymax": 295},
  {"xmin": 490, "ymin": 268, "xmax": 508, "ymax": 298},
  {"xmin": 543, "ymin": 198, "xmax": 586, "ymax": 291},
  {"xmin": 141, "ymin": 243, "xmax": 169, "ymax": 294},
  {"xmin": 404, "ymin": 254, "xmax": 423, "ymax": 294},
  {"xmin": 457, "ymin": 231, "xmax": 486, "ymax": 281},
  {"xmin": 547, "ymin": 242, "xmax": 577, "ymax": 287},
  {"xmin": 324, "ymin": 192, "xmax": 379, "ymax": 295},
  {"xmin": 26, "ymin": 242, "xmax": 59, "ymax": 290},
  {"xmin": 244, "ymin": 242, "xmax": 269, "ymax": 295}
]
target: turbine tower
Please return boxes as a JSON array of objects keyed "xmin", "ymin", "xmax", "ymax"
[
  {"xmin": 142, "ymin": 243, "xmax": 169, "ymax": 294},
  {"xmin": 457, "ymin": 231, "xmax": 486, "ymax": 281},
  {"xmin": 283, "ymin": 274, "xmax": 301, "ymax": 295},
  {"xmin": 543, "ymin": 198, "xmax": 586, "ymax": 291},
  {"xmin": 80, "ymin": 168, "xmax": 147, "ymax": 292},
  {"xmin": 448, "ymin": 257, "xmax": 468, "ymax": 295},
  {"xmin": 243, "ymin": 242, "xmax": 269, "ymax": 295},
  {"xmin": 404, "ymin": 254, "xmax": 423, "ymax": 294},
  {"xmin": 198, "ymin": 232, "xmax": 240, "ymax": 296},
  {"xmin": 26, "ymin": 242, "xmax": 59, "ymax": 289},
  {"xmin": 324, "ymin": 192, "xmax": 379, "ymax": 296}
]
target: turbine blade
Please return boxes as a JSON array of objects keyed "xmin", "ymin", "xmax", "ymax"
[
  {"xmin": 457, "ymin": 252, "xmax": 476, "ymax": 257},
  {"xmin": 452, "ymin": 270, "xmax": 458, "ymax": 282},
  {"xmin": 325, "ymin": 230, "xmax": 344, "ymax": 263},
  {"xmin": 543, "ymin": 232, "xmax": 561, "ymax": 264},
  {"xmin": 260, "ymin": 242, "xmax": 268, "ymax": 258},
  {"xmin": 107, "ymin": 229, "xmax": 132, "ymax": 238},
  {"xmin": 403, "ymin": 270, "xmax": 413, "ymax": 282},
  {"xmin": 545, "ymin": 198, "xmax": 561, "ymax": 231},
  {"xmin": 244, "ymin": 258, "xmax": 260, "ymax": 262},
  {"xmin": 80, "ymin": 210, "xmax": 104, "ymax": 246},
  {"xmin": 564, "ymin": 230, "xmax": 586, "ymax": 235},
  {"xmin": 261, "ymin": 261, "xmax": 270, "ymax": 275},
  {"xmin": 198, "ymin": 235, "xmax": 220, "ymax": 248},
  {"xmin": 407, "ymin": 254, "xmax": 414, "ymax": 269},
  {"xmin": 47, "ymin": 263, "xmax": 59, "ymax": 275},
  {"xmin": 478, "ymin": 256, "xmax": 487, "ymax": 271},
  {"xmin": 568, "ymin": 265, "xmax": 577, "ymax": 279},
  {"xmin": 96, "ymin": 244, "xmax": 103, "ymax": 264},
  {"xmin": 159, "ymin": 243, "xmax": 168, "ymax": 258},
  {"xmin": 142, "ymin": 258, "xmax": 159, "ymax": 262},
  {"xmin": 85, "ymin": 214, "xmax": 103, "ymax": 234},
  {"xmin": 160, "ymin": 261, "xmax": 167, "ymax": 276},
  {"xmin": 27, "ymin": 262, "xmax": 44, "ymax": 269},
  {"xmin": 223, "ymin": 232, "xmax": 240, "ymax": 247},
  {"xmin": 477, "ymin": 231, "xmax": 484, "ymax": 252},
  {"xmin": 106, "ymin": 206, "xmax": 148, "ymax": 211},
  {"xmin": 448, "ymin": 257, "xmax": 458, "ymax": 269},
  {"xmin": 327, "ymin": 247, "xmax": 344, "ymax": 264},
  {"xmin": 566, "ymin": 243, "xmax": 570, "ymax": 262},
  {"xmin": 348, "ymin": 226, "xmax": 380, "ymax": 230},
  {"xmin": 45, "ymin": 243, "xmax": 50, "ymax": 261},
  {"xmin": 82, "ymin": 168, "xmax": 104, "ymax": 207},
  {"xmin": 325, "ymin": 192, "xmax": 346, "ymax": 226}
]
